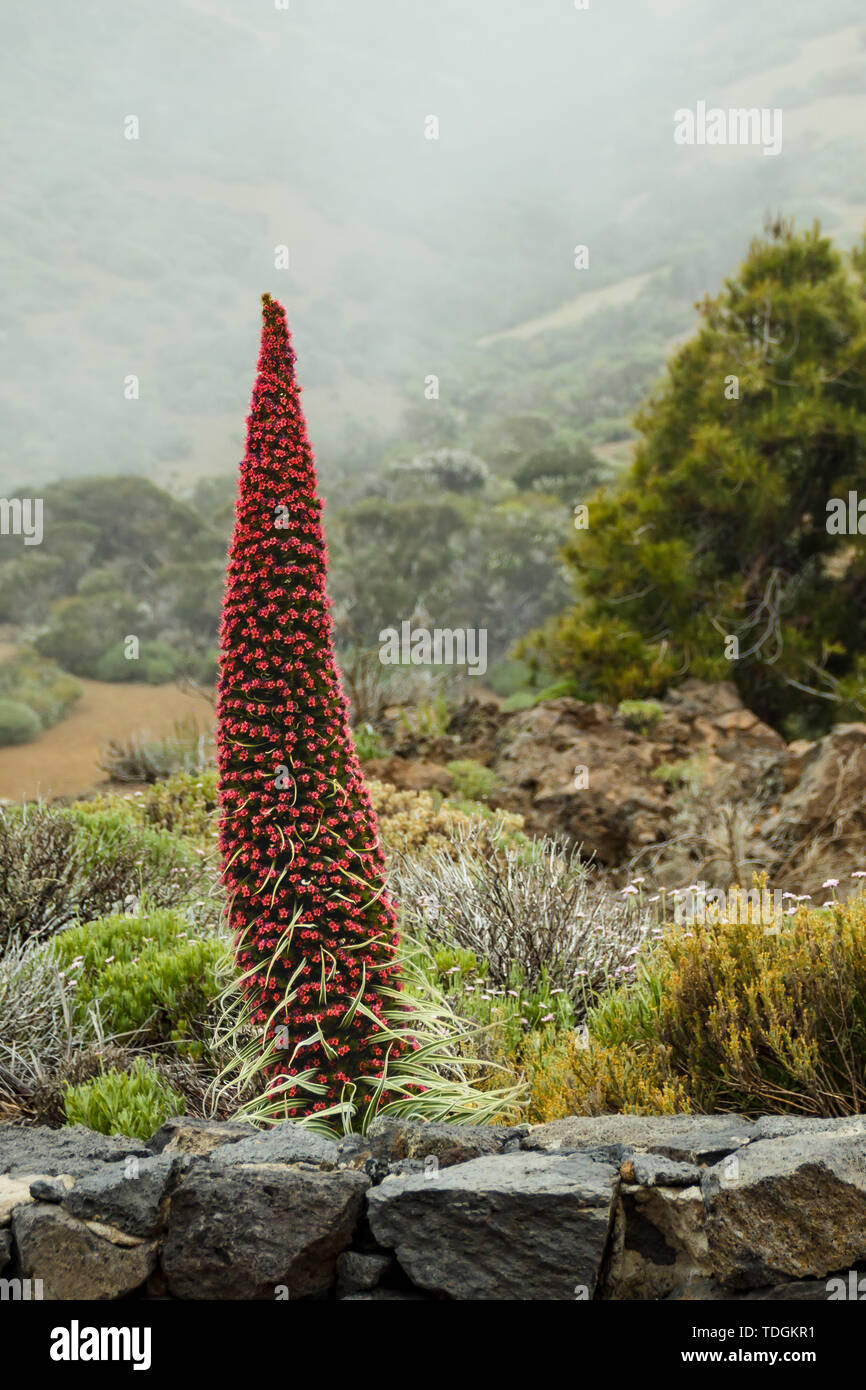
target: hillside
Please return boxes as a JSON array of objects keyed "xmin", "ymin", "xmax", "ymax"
[{"xmin": 4, "ymin": 1, "xmax": 866, "ymax": 494}]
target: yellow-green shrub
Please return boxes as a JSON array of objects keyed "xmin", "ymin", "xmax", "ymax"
[
  {"xmin": 368, "ymin": 778, "xmax": 523, "ymax": 860},
  {"xmin": 76, "ymin": 767, "xmax": 219, "ymax": 846},
  {"xmin": 64, "ymin": 1058, "xmax": 185, "ymax": 1140},
  {"xmin": 565, "ymin": 897, "xmax": 866, "ymax": 1118},
  {"xmin": 52, "ymin": 910, "xmax": 227, "ymax": 1056}
]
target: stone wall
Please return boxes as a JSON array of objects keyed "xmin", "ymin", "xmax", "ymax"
[{"xmin": 2, "ymin": 1113, "xmax": 865, "ymax": 1300}]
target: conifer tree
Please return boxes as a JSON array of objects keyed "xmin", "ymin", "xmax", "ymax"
[{"xmin": 522, "ymin": 220, "xmax": 866, "ymax": 732}]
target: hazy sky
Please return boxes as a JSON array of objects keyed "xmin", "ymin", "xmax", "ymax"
[{"xmin": 3, "ymin": 0, "xmax": 865, "ymax": 490}]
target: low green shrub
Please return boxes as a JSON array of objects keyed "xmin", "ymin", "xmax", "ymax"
[
  {"xmin": 94, "ymin": 640, "xmax": 183, "ymax": 684},
  {"xmin": 500, "ymin": 691, "xmax": 536, "ymax": 713},
  {"xmin": 351, "ymin": 722, "xmax": 389, "ymax": 761},
  {"xmin": 650, "ymin": 753, "xmax": 707, "ymax": 790},
  {"xmin": 0, "ymin": 649, "xmax": 82, "ymax": 730},
  {"xmin": 52, "ymin": 909, "xmax": 227, "ymax": 1055},
  {"xmin": 446, "ymin": 758, "xmax": 500, "ymax": 802},
  {"xmin": 63, "ymin": 1057, "xmax": 185, "ymax": 1139},
  {"xmin": 79, "ymin": 768, "xmax": 219, "ymax": 846},
  {"xmin": 0, "ymin": 697, "xmax": 41, "ymax": 746},
  {"xmin": 617, "ymin": 698, "xmax": 665, "ymax": 734}
]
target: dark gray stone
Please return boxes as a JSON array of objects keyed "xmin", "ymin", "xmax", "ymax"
[
  {"xmin": 622, "ymin": 1153, "xmax": 702, "ymax": 1187},
  {"xmin": 750, "ymin": 1115, "xmax": 866, "ymax": 1143},
  {"xmin": 62, "ymin": 1154, "xmax": 185, "ymax": 1237},
  {"xmin": 524, "ymin": 1115, "xmax": 754, "ymax": 1166},
  {"xmin": 667, "ymin": 1276, "xmax": 844, "ymax": 1301},
  {"xmin": 29, "ymin": 1177, "xmax": 69, "ymax": 1203},
  {"xmin": 386, "ymin": 1159, "xmax": 427, "ymax": 1178},
  {"xmin": 334, "ymin": 1135, "xmax": 373, "ymax": 1170},
  {"xmin": 208, "ymin": 1121, "xmax": 339, "ymax": 1170},
  {"xmin": 368, "ymin": 1117, "xmax": 526, "ymax": 1169},
  {"xmin": 147, "ymin": 1115, "xmax": 255, "ymax": 1156},
  {"xmin": 703, "ymin": 1128, "xmax": 866, "ymax": 1288},
  {"xmin": 0, "ymin": 1228, "xmax": 11, "ymax": 1271},
  {"xmin": 336, "ymin": 1250, "xmax": 392, "ymax": 1294},
  {"xmin": 340, "ymin": 1289, "xmax": 430, "ymax": 1300},
  {"xmin": 0, "ymin": 1124, "xmax": 150, "ymax": 1178},
  {"xmin": 367, "ymin": 1150, "xmax": 619, "ymax": 1300},
  {"xmin": 162, "ymin": 1162, "xmax": 369, "ymax": 1299}
]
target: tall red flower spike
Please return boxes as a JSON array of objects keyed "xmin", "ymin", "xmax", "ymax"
[{"xmin": 216, "ymin": 294, "xmax": 406, "ymax": 1123}]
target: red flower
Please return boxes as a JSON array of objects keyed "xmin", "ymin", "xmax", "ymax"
[{"xmin": 216, "ymin": 295, "xmax": 407, "ymax": 1120}]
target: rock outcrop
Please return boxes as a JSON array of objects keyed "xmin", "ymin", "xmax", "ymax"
[{"xmin": 367, "ymin": 681, "xmax": 866, "ymax": 891}]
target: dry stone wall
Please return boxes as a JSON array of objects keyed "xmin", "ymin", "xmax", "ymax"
[{"xmin": 2, "ymin": 1114, "xmax": 866, "ymax": 1301}]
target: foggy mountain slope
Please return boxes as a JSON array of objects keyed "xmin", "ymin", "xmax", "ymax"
[{"xmin": 2, "ymin": 0, "xmax": 865, "ymax": 493}]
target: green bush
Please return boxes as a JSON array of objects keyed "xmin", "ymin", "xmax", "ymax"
[
  {"xmin": 0, "ymin": 649, "xmax": 82, "ymax": 729},
  {"xmin": 94, "ymin": 640, "xmax": 182, "ymax": 685},
  {"xmin": 0, "ymin": 697, "xmax": 41, "ymax": 746},
  {"xmin": 52, "ymin": 909, "xmax": 226, "ymax": 1055},
  {"xmin": 650, "ymin": 753, "xmax": 706, "ymax": 790},
  {"xmin": 500, "ymin": 691, "xmax": 537, "ymax": 713},
  {"xmin": 351, "ymin": 722, "xmax": 389, "ymax": 761},
  {"xmin": 0, "ymin": 803, "xmax": 209, "ymax": 950},
  {"xmin": 446, "ymin": 758, "xmax": 500, "ymax": 802},
  {"xmin": 63, "ymin": 1057, "xmax": 185, "ymax": 1139},
  {"xmin": 618, "ymin": 699, "xmax": 664, "ymax": 734},
  {"xmin": 35, "ymin": 592, "xmax": 142, "ymax": 678},
  {"xmin": 81, "ymin": 768, "xmax": 219, "ymax": 845},
  {"xmin": 567, "ymin": 896, "xmax": 866, "ymax": 1117}
]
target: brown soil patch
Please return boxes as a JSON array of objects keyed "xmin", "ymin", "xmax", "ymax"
[{"xmin": 0, "ymin": 678, "xmax": 214, "ymax": 803}]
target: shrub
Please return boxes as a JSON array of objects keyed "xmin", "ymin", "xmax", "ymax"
[
  {"xmin": 392, "ymin": 824, "xmax": 651, "ymax": 1016},
  {"xmin": 64, "ymin": 1057, "xmax": 185, "ymax": 1139},
  {"xmin": 569, "ymin": 897, "xmax": 866, "ymax": 1117},
  {"xmin": 80, "ymin": 768, "xmax": 220, "ymax": 847},
  {"xmin": 0, "ymin": 697, "xmax": 41, "ymax": 745},
  {"xmin": 0, "ymin": 804, "xmax": 207, "ymax": 950},
  {"xmin": 618, "ymin": 699, "xmax": 664, "ymax": 734},
  {"xmin": 122, "ymin": 768, "xmax": 219, "ymax": 843},
  {"xmin": 446, "ymin": 758, "xmax": 500, "ymax": 802},
  {"xmin": 52, "ymin": 910, "xmax": 226, "ymax": 1055},
  {"xmin": 500, "ymin": 691, "xmax": 536, "ymax": 713},
  {"xmin": 35, "ymin": 591, "xmax": 142, "ymax": 678},
  {"xmin": 369, "ymin": 779, "xmax": 524, "ymax": 861},
  {"xmin": 0, "ymin": 649, "xmax": 82, "ymax": 729},
  {"xmin": 0, "ymin": 937, "xmax": 79, "ymax": 1101},
  {"xmin": 396, "ymin": 692, "xmax": 451, "ymax": 740},
  {"xmin": 94, "ymin": 640, "xmax": 182, "ymax": 684},
  {"xmin": 650, "ymin": 753, "xmax": 707, "ymax": 790},
  {"xmin": 99, "ymin": 718, "xmax": 213, "ymax": 783},
  {"xmin": 351, "ymin": 722, "xmax": 389, "ymax": 761}
]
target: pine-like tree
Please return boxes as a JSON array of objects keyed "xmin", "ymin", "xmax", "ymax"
[
  {"xmin": 522, "ymin": 220, "xmax": 866, "ymax": 733},
  {"xmin": 215, "ymin": 294, "xmax": 411, "ymax": 1128}
]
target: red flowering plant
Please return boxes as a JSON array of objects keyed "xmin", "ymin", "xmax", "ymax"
[{"xmin": 212, "ymin": 295, "xmax": 515, "ymax": 1134}]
